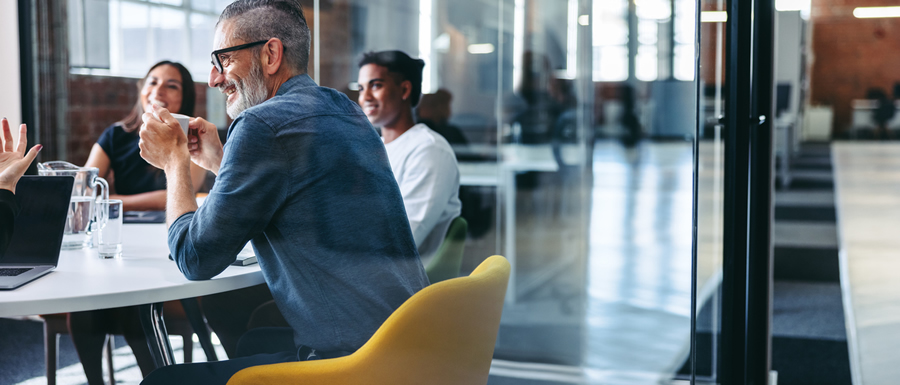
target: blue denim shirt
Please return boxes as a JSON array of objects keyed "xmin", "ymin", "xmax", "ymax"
[{"xmin": 168, "ymin": 74, "xmax": 429, "ymax": 353}]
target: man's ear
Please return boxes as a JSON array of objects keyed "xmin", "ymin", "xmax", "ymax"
[
  {"xmin": 400, "ymin": 80, "xmax": 412, "ymax": 102},
  {"xmin": 260, "ymin": 38, "xmax": 284, "ymax": 76}
]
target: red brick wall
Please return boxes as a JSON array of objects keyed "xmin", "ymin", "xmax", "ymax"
[
  {"xmin": 810, "ymin": 0, "xmax": 900, "ymax": 136},
  {"xmin": 66, "ymin": 74, "xmax": 208, "ymax": 165}
]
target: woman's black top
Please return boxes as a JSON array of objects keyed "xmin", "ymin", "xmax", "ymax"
[{"xmin": 97, "ymin": 124, "xmax": 167, "ymax": 195}]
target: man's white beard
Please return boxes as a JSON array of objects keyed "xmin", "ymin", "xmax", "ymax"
[{"xmin": 224, "ymin": 59, "xmax": 268, "ymax": 119}]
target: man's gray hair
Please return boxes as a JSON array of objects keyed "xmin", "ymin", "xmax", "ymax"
[{"xmin": 218, "ymin": 0, "xmax": 310, "ymax": 74}]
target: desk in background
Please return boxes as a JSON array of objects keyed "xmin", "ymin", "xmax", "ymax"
[{"xmin": 849, "ymin": 99, "xmax": 900, "ymax": 138}]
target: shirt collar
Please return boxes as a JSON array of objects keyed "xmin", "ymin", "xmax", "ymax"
[{"xmin": 275, "ymin": 74, "xmax": 318, "ymax": 97}]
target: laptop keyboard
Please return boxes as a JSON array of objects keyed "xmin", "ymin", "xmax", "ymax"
[{"xmin": 0, "ymin": 268, "xmax": 32, "ymax": 277}]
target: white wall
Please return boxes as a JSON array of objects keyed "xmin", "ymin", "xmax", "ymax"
[{"xmin": 0, "ymin": 0, "xmax": 22, "ymax": 143}]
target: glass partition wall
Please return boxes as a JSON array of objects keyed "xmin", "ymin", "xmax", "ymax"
[
  {"xmin": 311, "ymin": 0, "xmax": 700, "ymax": 382},
  {"xmin": 17, "ymin": 0, "xmax": 743, "ymax": 383},
  {"xmin": 693, "ymin": 0, "xmax": 727, "ymax": 382}
]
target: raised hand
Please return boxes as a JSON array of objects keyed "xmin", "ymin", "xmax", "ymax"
[{"xmin": 0, "ymin": 118, "xmax": 42, "ymax": 194}]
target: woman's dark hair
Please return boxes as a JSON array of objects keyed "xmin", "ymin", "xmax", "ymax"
[
  {"xmin": 358, "ymin": 50, "xmax": 425, "ymax": 107},
  {"xmin": 119, "ymin": 60, "xmax": 196, "ymax": 133}
]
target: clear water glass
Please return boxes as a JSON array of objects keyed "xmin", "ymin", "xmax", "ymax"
[{"xmin": 97, "ymin": 199, "xmax": 123, "ymax": 258}]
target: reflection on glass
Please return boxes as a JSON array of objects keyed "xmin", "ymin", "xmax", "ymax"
[{"xmin": 694, "ymin": 0, "xmax": 727, "ymax": 382}]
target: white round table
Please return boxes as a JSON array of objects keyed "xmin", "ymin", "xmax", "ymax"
[{"xmin": 0, "ymin": 223, "xmax": 264, "ymax": 366}]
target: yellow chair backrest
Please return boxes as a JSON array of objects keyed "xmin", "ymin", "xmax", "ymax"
[{"xmin": 227, "ymin": 255, "xmax": 511, "ymax": 385}]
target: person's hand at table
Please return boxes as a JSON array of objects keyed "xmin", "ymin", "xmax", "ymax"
[
  {"xmin": 138, "ymin": 104, "xmax": 191, "ymax": 171},
  {"xmin": 0, "ymin": 118, "xmax": 42, "ymax": 194},
  {"xmin": 187, "ymin": 117, "xmax": 224, "ymax": 175},
  {"xmin": 139, "ymin": 104, "xmax": 198, "ymax": 225}
]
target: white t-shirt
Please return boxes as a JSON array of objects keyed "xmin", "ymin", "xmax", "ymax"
[{"xmin": 384, "ymin": 123, "xmax": 462, "ymax": 265}]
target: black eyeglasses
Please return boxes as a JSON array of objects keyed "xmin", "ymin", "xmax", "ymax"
[{"xmin": 210, "ymin": 40, "xmax": 269, "ymax": 74}]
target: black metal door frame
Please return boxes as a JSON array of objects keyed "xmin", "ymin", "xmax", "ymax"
[{"xmin": 694, "ymin": 0, "xmax": 776, "ymax": 383}]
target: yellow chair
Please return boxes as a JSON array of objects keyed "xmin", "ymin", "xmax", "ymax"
[{"xmin": 227, "ymin": 255, "xmax": 510, "ymax": 385}]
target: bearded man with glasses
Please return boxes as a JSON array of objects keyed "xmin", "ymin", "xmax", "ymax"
[{"xmin": 137, "ymin": 1, "xmax": 428, "ymax": 384}]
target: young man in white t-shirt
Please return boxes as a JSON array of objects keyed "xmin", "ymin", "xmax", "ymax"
[{"xmin": 357, "ymin": 50, "xmax": 462, "ymax": 265}]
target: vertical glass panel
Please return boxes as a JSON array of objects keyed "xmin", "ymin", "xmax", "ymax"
[
  {"xmin": 316, "ymin": 0, "xmax": 598, "ymax": 381},
  {"xmin": 694, "ymin": 0, "xmax": 726, "ymax": 382},
  {"xmin": 494, "ymin": 0, "xmax": 593, "ymax": 372}
]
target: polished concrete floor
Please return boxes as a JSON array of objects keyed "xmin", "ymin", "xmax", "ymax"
[
  {"xmin": 833, "ymin": 142, "xmax": 900, "ymax": 385},
  {"xmin": 488, "ymin": 140, "xmax": 697, "ymax": 384}
]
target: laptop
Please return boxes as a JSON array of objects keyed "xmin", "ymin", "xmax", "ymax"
[{"xmin": 0, "ymin": 175, "xmax": 75, "ymax": 290}]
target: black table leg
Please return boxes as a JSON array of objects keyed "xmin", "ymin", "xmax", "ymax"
[
  {"xmin": 180, "ymin": 297, "xmax": 219, "ymax": 361},
  {"xmin": 139, "ymin": 302, "xmax": 175, "ymax": 367}
]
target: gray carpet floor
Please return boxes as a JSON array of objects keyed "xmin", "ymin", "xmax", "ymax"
[{"xmin": 771, "ymin": 142, "xmax": 851, "ymax": 385}]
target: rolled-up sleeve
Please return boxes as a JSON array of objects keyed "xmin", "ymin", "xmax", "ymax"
[{"xmin": 167, "ymin": 114, "xmax": 289, "ymax": 280}]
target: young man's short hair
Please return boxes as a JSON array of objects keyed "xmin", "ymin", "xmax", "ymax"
[{"xmin": 358, "ymin": 51, "xmax": 426, "ymax": 107}]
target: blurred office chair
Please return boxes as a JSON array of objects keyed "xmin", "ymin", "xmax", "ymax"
[
  {"xmin": 227, "ymin": 255, "xmax": 510, "ymax": 385},
  {"xmin": 425, "ymin": 216, "xmax": 467, "ymax": 284}
]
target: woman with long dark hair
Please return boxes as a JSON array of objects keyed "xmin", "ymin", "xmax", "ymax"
[{"xmin": 84, "ymin": 60, "xmax": 207, "ymax": 210}]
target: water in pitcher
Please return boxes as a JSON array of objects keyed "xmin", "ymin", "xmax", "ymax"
[{"xmin": 62, "ymin": 196, "xmax": 94, "ymax": 250}]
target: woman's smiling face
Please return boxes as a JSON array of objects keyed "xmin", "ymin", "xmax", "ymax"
[{"xmin": 140, "ymin": 64, "xmax": 184, "ymax": 114}]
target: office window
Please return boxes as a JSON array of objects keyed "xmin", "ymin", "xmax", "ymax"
[
  {"xmin": 592, "ymin": 0, "xmax": 628, "ymax": 81},
  {"xmin": 68, "ymin": 0, "xmax": 230, "ymax": 81},
  {"xmin": 635, "ymin": 0, "xmax": 669, "ymax": 81},
  {"xmin": 674, "ymin": 0, "xmax": 696, "ymax": 80}
]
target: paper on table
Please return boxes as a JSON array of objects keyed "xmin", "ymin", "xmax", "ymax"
[{"xmin": 232, "ymin": 242, "xmax": 257, "ymax": 266}]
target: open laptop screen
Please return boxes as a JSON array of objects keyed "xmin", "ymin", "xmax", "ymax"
[{"xmin": 0, "ymin": 176, "xmax": 74, "ymax": 264}]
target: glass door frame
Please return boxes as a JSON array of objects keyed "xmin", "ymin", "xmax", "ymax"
[{"xmin": 692, "ymin": 0, "xmax": 776, "ymax": 383}]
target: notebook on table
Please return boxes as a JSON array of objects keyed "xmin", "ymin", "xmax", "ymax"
[{"xmin": 0, "ymin": 176, "xmax": 75, "ymax": 290}]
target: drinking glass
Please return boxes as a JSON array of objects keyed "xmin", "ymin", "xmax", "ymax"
[{"xmin": 97, "ymin": 199, "xmax": 123, "ymax": 258}]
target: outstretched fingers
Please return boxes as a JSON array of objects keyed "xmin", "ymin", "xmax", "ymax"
[
  {"xmin": 1, "ymin": 119, "xmax": 12, "ymax": 153},
  {"xmin": 16, "ymin": 124, "xmax": 28, "ymax": 154},
  {"xmin": 19, "ymin": 144, "xmax": 42, "ymax": 170}
]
